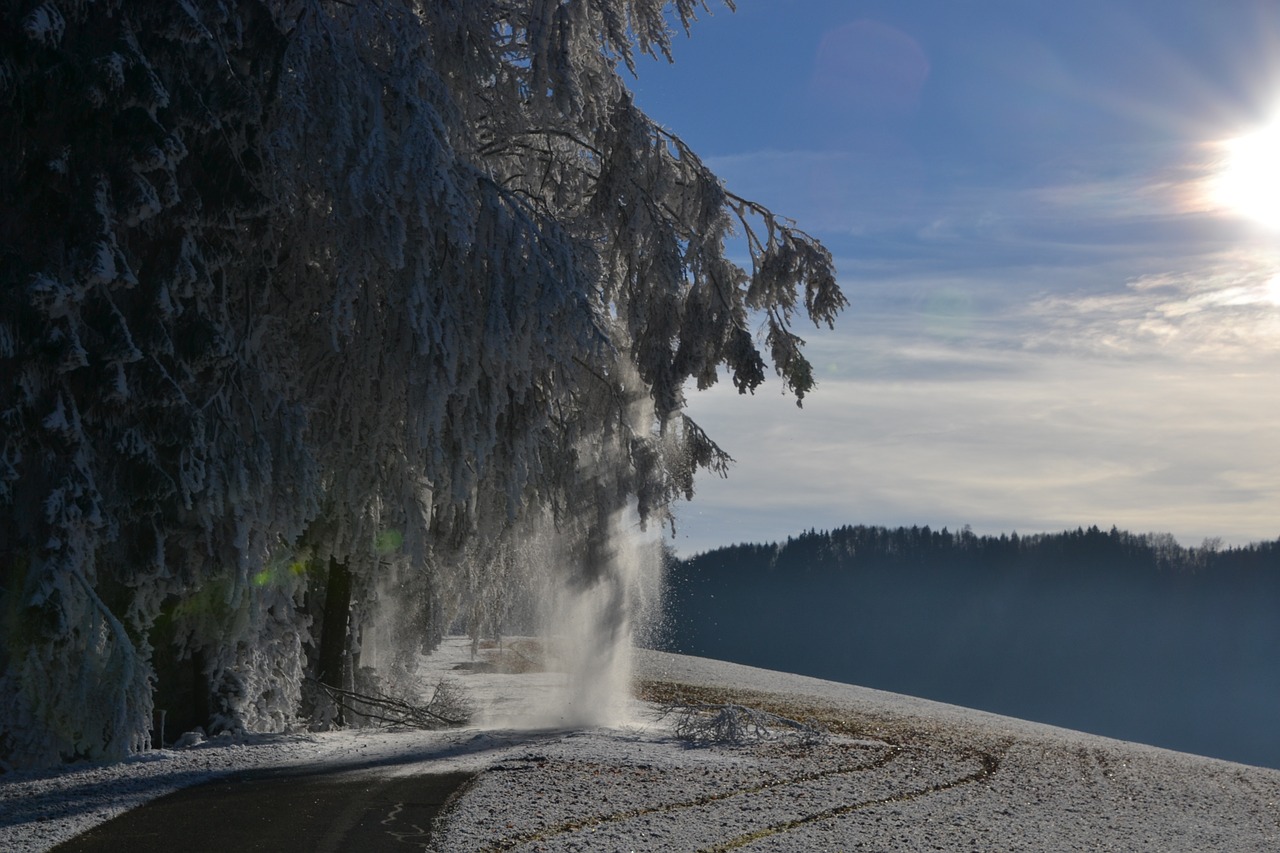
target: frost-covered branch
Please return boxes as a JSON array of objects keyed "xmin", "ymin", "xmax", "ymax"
[{"xmin": 663, "ymin": 702, "xmax": 828, "ymax": 747}]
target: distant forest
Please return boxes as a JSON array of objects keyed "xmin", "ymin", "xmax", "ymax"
[
  {"xmin": 664, "ymin": 524, "xmax": 1280, "ymax": 770},
  {"xmin": 675, "ymin": 524, "xmax": 1280, "ymax": 580}
]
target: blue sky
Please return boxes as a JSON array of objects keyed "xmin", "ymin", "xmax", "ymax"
[{"xmin": 627, "ymin": 1, "xmax": 1280, "ymax": 555}]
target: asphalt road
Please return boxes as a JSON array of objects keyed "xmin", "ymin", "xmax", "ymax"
[{"xmin": 51, "ymin": 769, "xmax": 474, "ymax": 852}]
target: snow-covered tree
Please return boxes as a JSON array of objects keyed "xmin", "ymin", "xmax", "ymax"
[{"xmin": 0, "ymin": 0, "xmax": 844, "ymax": 769}]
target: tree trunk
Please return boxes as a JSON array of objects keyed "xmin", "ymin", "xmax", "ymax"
[{"xmin": 317, "ymin": 556, "xmax": 353, "ymax": 724}]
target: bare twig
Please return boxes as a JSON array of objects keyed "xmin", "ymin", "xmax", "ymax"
[{"xmin": 313, "ymin": 677, "xmax": 472, "ymax": 729}]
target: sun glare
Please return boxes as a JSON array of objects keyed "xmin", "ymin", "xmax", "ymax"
[
  {"xmin": 1214, "ymin": 118, "xmax": 1280, "ymax": 229},
  {"xmin": 1266, "ymin": 274, "xmax": 1280, "ymax": 306}
]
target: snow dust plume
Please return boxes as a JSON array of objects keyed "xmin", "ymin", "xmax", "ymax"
[
  {"xmin": 442, "ymin": 354, "xmax": 671, "ymax": 730},
  {"xmin": 531, "ymin": 511, "xmax": 664, "ymax": 728},
  {"xmin": 455, "ymin": 511, "xmax": 665, "ymax": 730}
]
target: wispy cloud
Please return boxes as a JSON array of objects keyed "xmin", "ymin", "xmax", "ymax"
[
  {"xmin": 707, "ymin": 143, "xmax": 1240, "ymax": 276},
  {"xmin": 1019, "ymin": 252, "xmax": 1280, "ymax": 360}
]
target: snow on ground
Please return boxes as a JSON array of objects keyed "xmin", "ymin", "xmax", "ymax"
[{"xmin": 4, "ymin": 638, "xmax": 1280, "ymax": 852}]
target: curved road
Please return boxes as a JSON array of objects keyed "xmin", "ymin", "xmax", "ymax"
[{"xmin": 52, "ymin": 769, "xmax": 473, "ymax": 852}]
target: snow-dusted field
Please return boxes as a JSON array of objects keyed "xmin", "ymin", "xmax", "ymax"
[{"xmin": 4, "ymin": 638, "xmax": 1278, "ymax": 851}]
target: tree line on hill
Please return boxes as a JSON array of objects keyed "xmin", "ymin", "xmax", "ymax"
[{"xmin": 676, "ymin": 523, "xmax": 1279, "ymax": 580}]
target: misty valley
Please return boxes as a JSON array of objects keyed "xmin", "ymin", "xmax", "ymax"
[{"xmin": 663, "ymin": 524, "xmax": 1280, "ymax": 770}]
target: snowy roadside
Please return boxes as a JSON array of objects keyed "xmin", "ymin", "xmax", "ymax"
[
  {"xmin": 1, "ymin": 635, "xmax": 647, "ymax": 852},
  {"xmin": 5, "ymin": 639, "xmax": 1280, "ymax": 852}
]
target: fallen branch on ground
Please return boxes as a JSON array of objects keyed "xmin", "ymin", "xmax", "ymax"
[
  {"xmin": 662, "ymin": 702, "xmax": 827, "ymax": 747},
  {"xmin": 314, "ymin": 677, "xmax": 472, "ymax": 729}
]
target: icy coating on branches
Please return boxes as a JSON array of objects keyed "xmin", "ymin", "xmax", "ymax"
[{"xmin": 0, "ymin": 0, "xmax": 843, "ymax": 770}]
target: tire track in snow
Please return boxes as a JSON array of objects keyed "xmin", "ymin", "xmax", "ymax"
[
  {"xmin": 469, "ymin": 741, "xmax": 1006, "ymax": 852},
  {"xmin": 473, "ymin": 744, "xmax": 902, "ymax": 852},
  {"xmin": 702, "ymin": 746, "xmax": 1004, "ymax": 852}
]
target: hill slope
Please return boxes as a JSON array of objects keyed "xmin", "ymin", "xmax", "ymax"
[{"xmin": 5, "ymin": 640, "xmax": 1279, "ymax": 851}]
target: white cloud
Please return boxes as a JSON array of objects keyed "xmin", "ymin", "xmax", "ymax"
[{"xmin": 1020, "ymin": 250, "xmax": 1280, "ymax": 360}]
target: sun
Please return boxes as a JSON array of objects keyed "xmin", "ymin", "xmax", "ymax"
[{"xmin": 1213, "ymin": 118, "xmax": 1280, "ymax": 229}]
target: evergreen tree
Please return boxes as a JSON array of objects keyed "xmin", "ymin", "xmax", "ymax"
[{"xmin": 0, "ymin": 0, "xmax": 843, "ymax": 768}]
